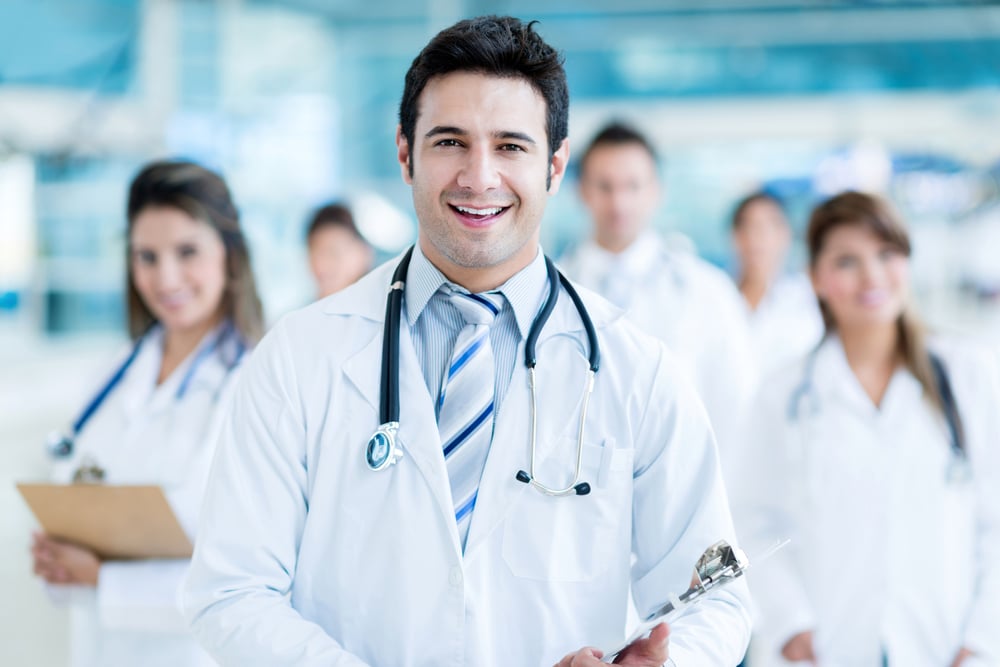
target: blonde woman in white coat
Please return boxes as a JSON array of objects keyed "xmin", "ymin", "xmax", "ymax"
[
  {"xmin": 30, "ymin": 161, "xmax": 263, "ymax": 667},
  {"xmin": 734, "ymin": 191, "xmax": 1000, "ymax": 667}
]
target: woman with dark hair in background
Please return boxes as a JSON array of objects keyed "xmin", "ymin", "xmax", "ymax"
[
  {"xmin": 30, "ymin": 160, "xmax": 263, "ymax": 666},
  {"xmin": 731, "ymin": 191, "xmax": 823, "ymax": 377},
  {"xmin": 305, "ymin": 202, "xmax": 374, "ymax": 299},
  {"xmin": 734, "ymin": 191, "xmax": 1000, "ymax": 666}
]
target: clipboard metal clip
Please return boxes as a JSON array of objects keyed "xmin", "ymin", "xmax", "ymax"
[
  {"xmin": 601, "ymin": 539, "xmax": 755, "ymax": 663},
  {"xmin": 71, "ymin": 456, "xmax": 106, "ymax": 484}
]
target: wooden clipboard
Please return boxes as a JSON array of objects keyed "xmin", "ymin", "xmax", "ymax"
[{"xmin": 17, "ymin": 483, "xmax": 193, "ymax": 560}]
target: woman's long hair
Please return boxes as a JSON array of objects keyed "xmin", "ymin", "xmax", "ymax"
[
  {"xmin": 125, "ymin": 160, "xmax": 264, "ymax": 345},
  {"xmin": 807, "ymin": 191, "xmax": 945, "ymax": 415}
]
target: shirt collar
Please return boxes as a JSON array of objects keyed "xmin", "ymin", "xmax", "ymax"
[
  {"xmin": 405, "ymin": 243, "xmax": 549, "ymax": 339},
  {"xmin": 578, "ymin": 229, "xmax": 665, "ymax": 277}
]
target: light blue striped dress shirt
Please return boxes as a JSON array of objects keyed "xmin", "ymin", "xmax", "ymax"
[{"xmin": 405, "ymin": 244, "xmax": 549, "ymax": 420}]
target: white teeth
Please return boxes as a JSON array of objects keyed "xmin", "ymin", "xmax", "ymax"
[{"xmin": 455, "ymin": 205, "xmax": 503, "ymax": 216}]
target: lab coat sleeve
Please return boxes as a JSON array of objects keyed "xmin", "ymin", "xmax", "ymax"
[
  {"xmin": 961, "ymin": 359, "xmax": 1000, "ymax": 660},
  {"xmin": 729, "ymin": 382, "xmax": 816, "ymax": 655},
  {"xmin": 630, "ymin": 343, "xmax": 752, "ymax": 666},
  {"xmin": 182, "ymin": 320, "xmax": 371, "ymax": 667}
]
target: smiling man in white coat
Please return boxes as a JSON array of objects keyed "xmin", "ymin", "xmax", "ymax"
[{"xmin": 183, "ymin": 16, "xmax": 750, "ymax": 667}]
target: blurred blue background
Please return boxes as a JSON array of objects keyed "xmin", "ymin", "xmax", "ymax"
[
  {"xmin": 2, "ymin": 0, "xmax": 1000, "ymax": 336},
  {"xmin": 2, "ymin": 2, "xmax": 1000, "ymax": 663}
]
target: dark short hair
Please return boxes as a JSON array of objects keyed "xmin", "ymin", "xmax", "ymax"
[
  {"xmin": 305, "ymin": 202, "xmax": 367, "ymax": 245},
  {"xmin": 578, "ymin": 121, "xmax": 659, "ymax": 178},
  {"xmin": 126, "ymin": 160, "xmax": 264, "ymax": 344},
  {"xmin": 731, "ymin": 191, "xmax": 786, "ymax": 230},
  {"xmin": 399, "ymin": 15, "xmax": 569, "ymax": 170}
]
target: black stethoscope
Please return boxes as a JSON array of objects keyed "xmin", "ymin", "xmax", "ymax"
[
  {"xmin": 47, "ymin": 323, "xmax": 245, "ymax": 460},
  {"xmin": 787, "ymin": 342, "xmax": 970, "ymax": 483},
  {"xmin": 364, "ymin": 246, "xmax": 601, "ymax": 497}
]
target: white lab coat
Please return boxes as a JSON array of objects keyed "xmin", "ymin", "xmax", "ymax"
[
  {"xmin": 559, "ymin": 232, "xmax": 757, "ymax": 470},
  {"xmin": 48, "ymin": 323, "xmax": 244, "ymax": 667},
  {"xmin": 733, "ymin": 335, "xmax": 1000, "ymax": 667},
  {"xmin": 741, "ymin": 273, "xmax": 824, "ymax": 379},
  {"xmin": 183, "ymin": 257, "xmax": 751, "ymax": 667}
]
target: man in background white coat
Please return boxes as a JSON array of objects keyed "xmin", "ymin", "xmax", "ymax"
[{"xmin": 560, "ymin": 123, "xmax": 756, "ymax": 470}]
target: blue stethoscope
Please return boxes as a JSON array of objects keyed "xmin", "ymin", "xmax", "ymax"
[
  {"xmin": 787, "ymin": 343, "xmax": 971, "ymax": 484},
  {"xmin": 47, "ymin": 323, "xmax": 245, "ymax": 460},
  {"xmin": 365, "ymin": 246, "xmax": 602, "ymax": 497}
]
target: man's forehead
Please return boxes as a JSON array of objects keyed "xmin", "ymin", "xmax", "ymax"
[{"xmin": 413, "ymin": 71, "xmax": 548, "ymax": 131}]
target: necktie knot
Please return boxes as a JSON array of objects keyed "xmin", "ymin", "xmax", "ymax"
[{"xmin": 449, "ymin": 291, "xmax": 502, "ymax": 326}]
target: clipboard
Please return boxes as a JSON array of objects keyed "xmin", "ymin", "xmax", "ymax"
[{"xmin": 17, "ymin": 483, "xmax": 193, "ymax": 560}]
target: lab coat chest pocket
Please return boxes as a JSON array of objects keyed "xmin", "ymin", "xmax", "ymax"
[{"xmin": 502, "ymin": 438, "xmax": 633, "ymax": 582}]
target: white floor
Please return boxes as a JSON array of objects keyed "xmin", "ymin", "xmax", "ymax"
[{"xmin": 1, "ymin": 325, "xmax": 122, "ymax": 666}]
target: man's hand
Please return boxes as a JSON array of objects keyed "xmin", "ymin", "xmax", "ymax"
[
  {"xmin": 554, "ymin": 623, "xmax": 669, "ymax": 667},
  {"xmin": 781, "ymin": 630, "xmax": 816, "ymax": 664},
  {"xmin": 31, "ymin": 532, "xmax": 101, "ymax": 586}
]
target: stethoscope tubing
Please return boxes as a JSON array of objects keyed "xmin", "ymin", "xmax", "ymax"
[
  {"xmin": 53, "ymin": 322, "xmax": 244, "ymax": 457},
  {"xmin": 369, "ymin": 247, "xmax": 601, "ymax": 497}
]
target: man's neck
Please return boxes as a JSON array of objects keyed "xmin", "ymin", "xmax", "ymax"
[
  {"xmin": 418, "ymin": 239, "xmax": 538, "ymax": 294},
  {"xmin": 594, "ymin": 233, "xmax": 639, "ymax": 255}
]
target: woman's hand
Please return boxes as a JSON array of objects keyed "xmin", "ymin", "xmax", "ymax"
[
  {"xmin": 554, "ymin": 623, "xmax": 669, "ymax": 667},
  {"xmin": 781, "ymin": 630, "xmax": 816, "ymax": 664},
  {"xmin": 31, "ymin": 532, "xmax": 101, "ymax": 586}
]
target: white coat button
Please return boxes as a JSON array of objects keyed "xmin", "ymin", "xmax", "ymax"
[{"xmin": 449, "ymin": 565, "xmax": 463, "ymax": 587}]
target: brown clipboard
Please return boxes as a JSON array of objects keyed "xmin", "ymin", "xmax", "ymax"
[{"xmin": 17, "ymin": 483, "xmax": 193, "ymax": 560}]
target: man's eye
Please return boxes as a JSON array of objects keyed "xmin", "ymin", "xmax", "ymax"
[
  {"xmin": 436, "ymin": 139, "xmax": 461, "ymax": 147},
  {"xmin": 136, "ymin": 251, "xmax": 156, "ymax": 265},
  {"xmin": 498, "ymin": 144, "xmax": 525, "ymax": 152},
  {"xmin": 179, "ymin": 245, "xmax": 198, "ymax": 259}
]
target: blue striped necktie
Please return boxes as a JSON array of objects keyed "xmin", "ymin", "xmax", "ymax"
[{"xmin": 438, "ymin": 290, "xmax": 502, "ymax": 551}]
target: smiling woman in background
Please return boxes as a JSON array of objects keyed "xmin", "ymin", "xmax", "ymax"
[
  {"xmin": 734, "ymin": 191, "xmax": 1000, "ymax": 667},
  {"xmin": 30, "ymin": 160, "xmax": 263, "ymax": 667}
]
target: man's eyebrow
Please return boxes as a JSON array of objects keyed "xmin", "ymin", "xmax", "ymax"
[
  {"xmin": 425, "ymin": 126, "xmax": 465, "ymax": 139},
  {"xmin": 495, "ymin": 131, "xmax": 537, "ymax": 145},
  {"xmin": 422, "ymin": 127, "xmax": 538, "ymax": 145}
]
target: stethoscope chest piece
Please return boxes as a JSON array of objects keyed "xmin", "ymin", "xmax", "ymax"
[
  {"xmin": 366, "ymin": 422, "xmax": 403, "ymax": 471},
  {"xmin": 46, "ymin": 431, "xmax": 74, "ymax": 459}
]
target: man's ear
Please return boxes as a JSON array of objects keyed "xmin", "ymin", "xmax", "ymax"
[
  {"xmin": 396, "ymin": 125, "xmax": 413, "ymax": 185},
  {"xmin": 546, "ymin": 137, "xmax": 570, "ymax": 195}
]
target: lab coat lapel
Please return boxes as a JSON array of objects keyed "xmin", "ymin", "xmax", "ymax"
[
  {"xmin": 340, "ymin": 312, "xmax": 461, "ymax": 556},
  {"xmin": 464, "ymin": 295, "xmax": 593, "ymax": 558}
]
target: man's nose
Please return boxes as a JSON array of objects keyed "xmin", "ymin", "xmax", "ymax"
[{"xmin": 456, "ymin": 145, "xmax": 502, "ymax": 193}]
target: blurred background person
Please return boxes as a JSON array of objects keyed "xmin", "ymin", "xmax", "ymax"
[
  {"xmin": 305, "ymin": 202, "xmax": 374, "ymax": 299},
  {"xmin": 731, "ymin": 191, "xmax": 824, "ymax": 377},
  {"xmin": 559, "ymin": 121, "xmax": 756, "ymax": 469},
  {"xmin": 734, "ymin": 191, "xmax": 1000, "ymax": 667},
  {"xmin": 30, "ymin": 161, "xmax": 263, "ymax": 667}
]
